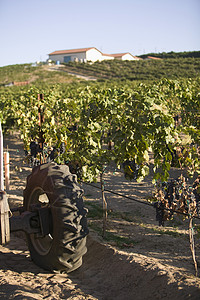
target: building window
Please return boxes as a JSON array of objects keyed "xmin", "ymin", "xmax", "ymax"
[{"xmin": 64, "ymin": 56, "xmax": 71, "ymax": 63}]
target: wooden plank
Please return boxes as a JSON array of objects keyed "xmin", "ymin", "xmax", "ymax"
[{"xmin": 0, "ymin": 187, "xmax": 10, "ymax": 244}]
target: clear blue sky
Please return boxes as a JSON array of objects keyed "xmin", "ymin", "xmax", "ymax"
[{"xmin": 0, "ymin": 0, "xmax": 199, "ymax": 67}]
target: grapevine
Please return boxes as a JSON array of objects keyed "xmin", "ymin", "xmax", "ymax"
[
  {"xmin": 153, "ymin": 175, "xmax": 200, "ymax": 276},
  {"xmin": 0, "ymin": 79, "xmax": 199, "ymax": 181},
  {"xmin": 0, "ymin": 77, "xmax": 200, "ymax": 275},
  {"xmin": 153, "ymin": 175, "xmax": 200, "ymax": 226}
]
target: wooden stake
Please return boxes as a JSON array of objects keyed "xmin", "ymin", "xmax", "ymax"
[
  {"xmin": 4, "ymin": 152, "xmax": 10, "ymax": 191},
  {"xmin": 100, "ymin": 172, "xmax": 107, "ymax": 237},
  {"xmin": 0, "ymin": 122, "xmax": 4, "ymax": 191},
  {"xmin": 189, "ymin": 217, "xmax": 198, "ymax": 277}
]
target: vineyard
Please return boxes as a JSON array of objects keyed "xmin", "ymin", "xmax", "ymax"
[
  {"xmin": 0, "ymin": 77, "xmax": 199, "ymax": 181},
  {"xmin": 0, "ymin": 60, "xmax": 200, "ymax": 297},
  {"xmin": 63, "ymin": 57, "xmax": 200, "ymax": 81},
  {"xmin": 1, "ymin": 53, "xmax": 200, "ymax": 86}
]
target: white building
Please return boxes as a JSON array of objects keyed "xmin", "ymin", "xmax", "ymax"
[
  {"xmin": 111, "ymin": 53, "xmax": 141, "ymax": 61},
  {"xmin": 48, "ymin": 47, "xmax": 140, "ymax": 63},
  {"xmin": 101, "ymin": 53, "xmax": 114, "ymax": 61},
  {"xmin": 49, "ymin": 47, "xmax": 102, "ymax": 63}
]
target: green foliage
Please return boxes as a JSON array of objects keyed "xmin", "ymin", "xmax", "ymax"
[
  {"xmin": 0, "ymin": 64, "xmax": 35, "ymax": 84},
  {"xmin": 139, "ymin": 50, "xmax": 200, "ymax": 59},
  {"xmin": 0, "ymin": 77, "xmax": 199, "ymax": 182}
]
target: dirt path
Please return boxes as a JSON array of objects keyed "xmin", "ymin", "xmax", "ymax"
[
  {"xmin": 0, "ymin": 133, "xmax": 200, "ymax": 299},
  {"xmin": 46, "ymin": 65, "xmax": 97, "ymax": 81}
]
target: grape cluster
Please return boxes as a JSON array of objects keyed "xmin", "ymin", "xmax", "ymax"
[
  {"xmin": 67, "ymin": 160, "xmax": 83, "ymax": 180},
  {"xmin": 154, "ymin": 176, "xmax": 200, "ymax": 226},
  {"xmin": 30, "ymin": 141, "xmax": 39, "ymax": 158},
  {"xmin": 122, "ymin": 160, "xmax": 140, "ymax": 181},
  {"xmin": 25, "ymin": 140, "xmax": 68, "ymax": 167},
  {"xmin": 193, "ymin": 176, "xmax": 200, "ymax": 215},
  {"xmin": 59, "ymin": 142, "xmax": 66, "ymax": 154}
]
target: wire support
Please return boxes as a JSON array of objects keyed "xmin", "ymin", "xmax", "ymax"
[{"xmin": 81, "ymin": 180, "xmax": 200, "ymax": 220}]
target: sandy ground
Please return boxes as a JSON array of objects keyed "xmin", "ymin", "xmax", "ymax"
[{"xmin": 0, "ymin": 133, "xmax": 200, "ymax": 299}]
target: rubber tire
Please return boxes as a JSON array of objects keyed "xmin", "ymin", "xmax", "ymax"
[{"xmin": 23, "ymin": 162, "xmax": 89, "ymax": 273}]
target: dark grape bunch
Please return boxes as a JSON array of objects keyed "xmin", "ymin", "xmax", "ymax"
[
  {"xmin": 24, "ymin": 140, "xmax": 82, "ymax": 180},
  {"xmin": 25, "ymin": 140, "xmax": 66, "ymax": 166},
  {"xmin": 153, "ymin": 175, "xmax": 200, "ymax": 226},
  {"xmin": 122, "ymin": 160, "xmax": 140, "ymax": 181}
]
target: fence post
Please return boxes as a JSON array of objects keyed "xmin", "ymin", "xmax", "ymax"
[{"xmin": 0, "ymin": 122, "xmax": 10, "ymax": 244}]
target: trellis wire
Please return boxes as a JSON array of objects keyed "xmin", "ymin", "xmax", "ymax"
[{"xmin": 81, "ymin": 181, "xmax": 200, "ymax": 220}]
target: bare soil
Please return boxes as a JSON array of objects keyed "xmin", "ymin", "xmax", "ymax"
[{"xmin": 0, "ymin": 133, "xmax": 200, "ymax": 299}]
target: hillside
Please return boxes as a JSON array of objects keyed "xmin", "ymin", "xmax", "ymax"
[
  {"xmin": 0, "ymin": 52, "xmax": 200, "ymax": 85},
  {"xmin": 0, "ymin": 64, "xmax": 78, "ymax": 86},
  {"xmin": 62, "ymin": 57, "xmax": 200, "ymax": 81}
]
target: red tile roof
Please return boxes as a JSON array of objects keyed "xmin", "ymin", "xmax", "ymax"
[
  {"xmin": 49, "ymin": 47, "xmax": 99, "ymax": 55},
  {"xmin": 135, "ymin": 57, "xmax": 143, "ymax": 60},
  {"xmin": 111, "ymin": 53, "xmax": 129, "ymax": 57},
  {"xmin": 147, "ymin": 56, "xmax": 162, "ymax": 60},
  {"xmin": 13, "ymin": 81, "xmax": 29, "ymax": 86},
  {"xmin": 102, "ymin": 53, "xmax": 114, "ymax": 57},
  {"xmin": 111, "ymin": 53, "xmax": 142, "ymax": 60}
]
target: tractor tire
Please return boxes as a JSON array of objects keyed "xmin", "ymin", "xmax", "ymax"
[{"xmin": 23, "ymin": 162, "xmax": 89, "ymax": 273}]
